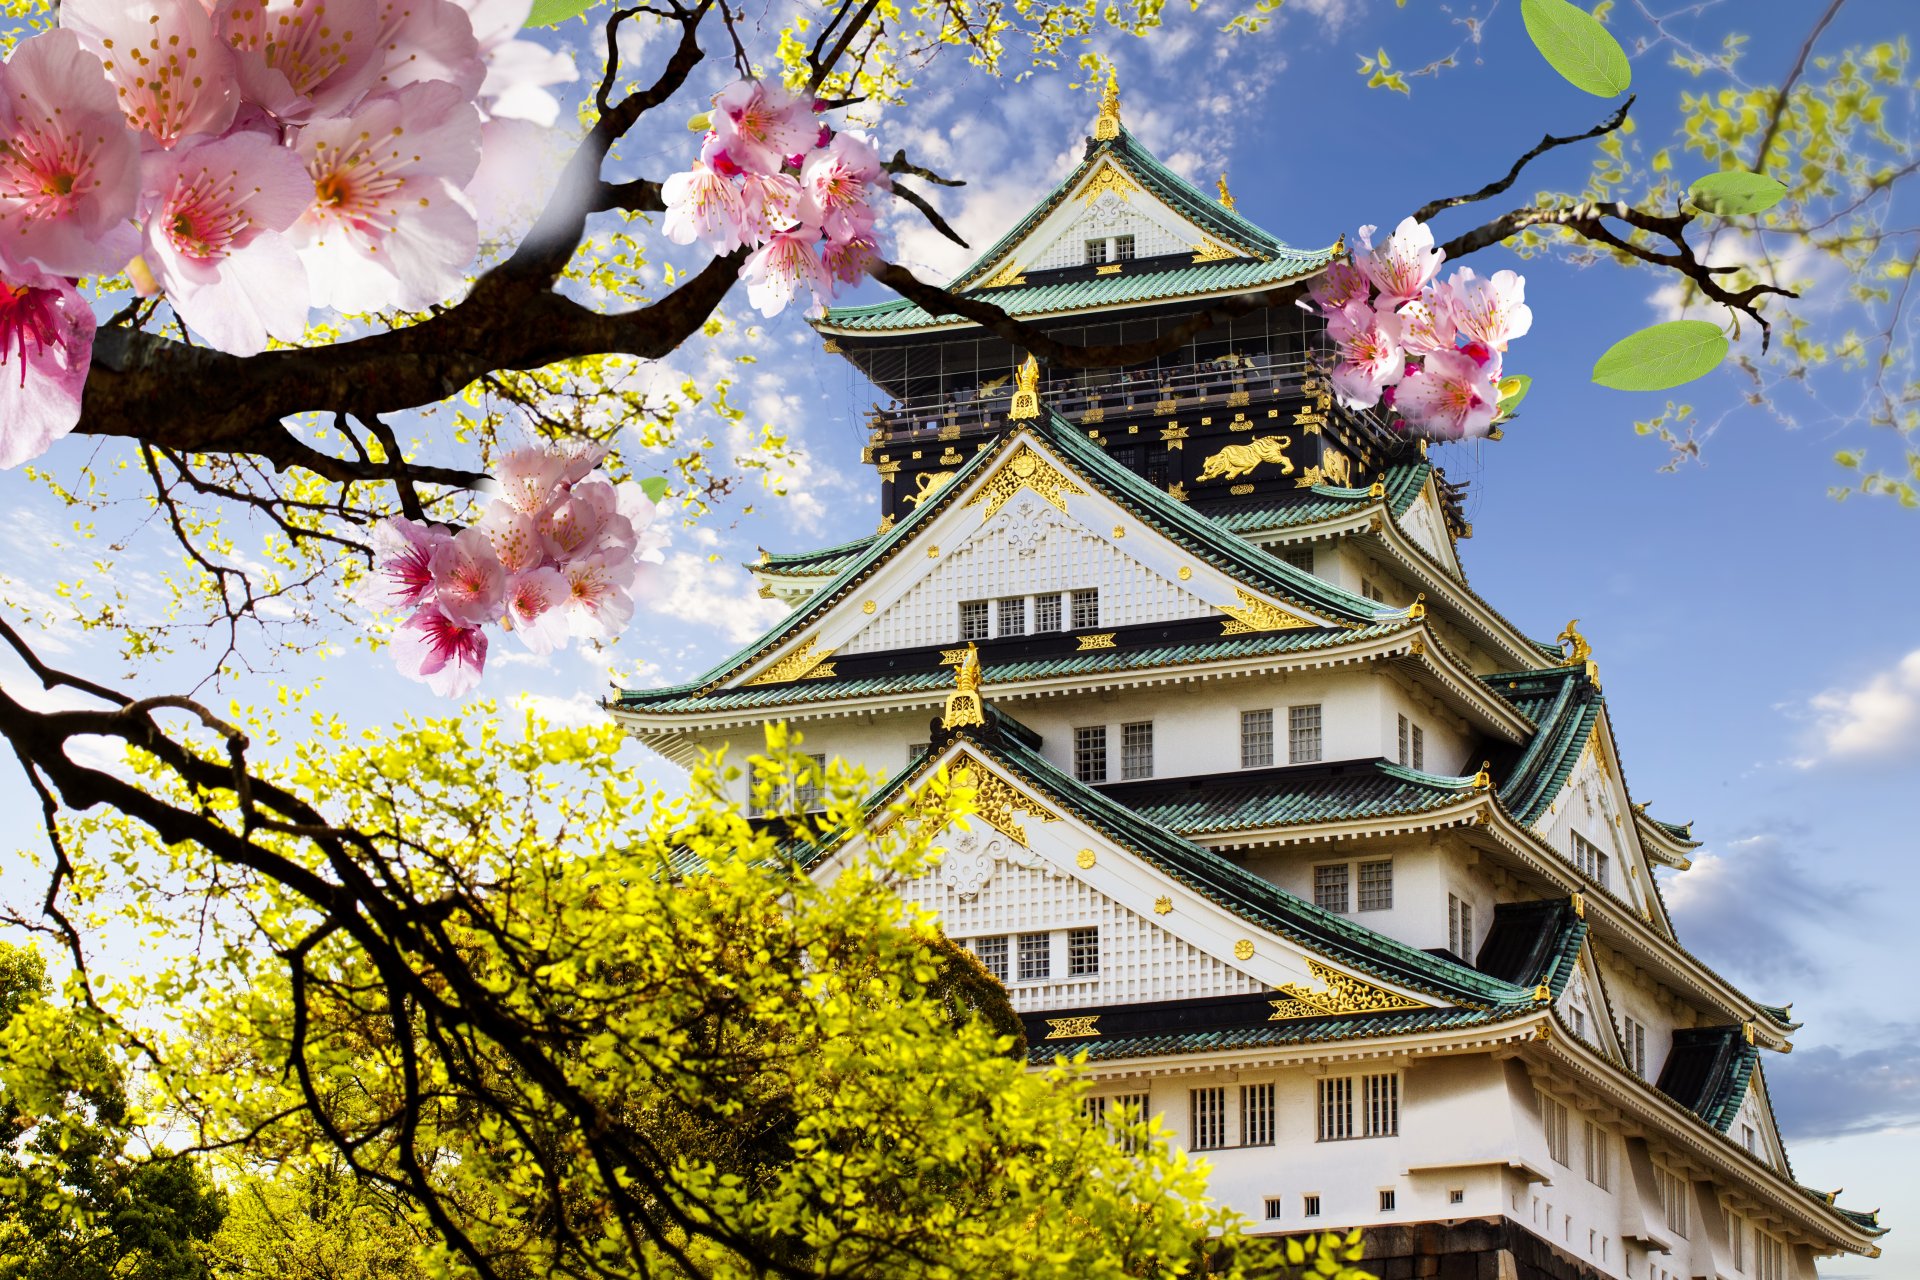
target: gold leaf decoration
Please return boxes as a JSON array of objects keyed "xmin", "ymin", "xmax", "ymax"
[
  {"xmin": 1267, "ymin": 960, "xmax": 1425, "ymax": 1021},
  {"xmin": 1079, "ymin": 161, "xmax": 1138, "ymax": 204},
  {"xmin": 966, "ymin": 443, "xmax": 1086, "ymax": 521},
  {"xmin": 1217, "ymin": 588, "xmax": 1316, "ymax": 635},
  {"xmin": 1045, "ymin": 1015, "xmax": 1101, "ymax": 1040},
  {"xmin": 1197, "ymin": 435, "xmax": 1294, "ymax": 483},
  {"xmin": 745, "ymin": 635, "xmax": 835, "ymax": 686}
]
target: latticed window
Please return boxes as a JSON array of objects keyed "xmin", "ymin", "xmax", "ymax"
[
  {"xmin": 1660, "ymin": 1169, "xmax": 1689, "ymax": 1239},
  {"xmin": 1241, "ymin": 708, "xmax": 1273, "ymax": 768},
  {"xmin": 1121, "ymin": 721, "xmax": 1154, "ymax": 779},
  {"xmin": 1240, "ymin": 1083, "xmax": 1275, "ymax": 1146},
  {"xmin": 1071, "ymin": 588, "xmax": 1100, "ymax": 629},
  {"xmin": 1540, "ymin": 1092, "xmax": 1570, "ymax": 1165},
  {"xmin": 1362, "ymin": 580, "xmax": 1386, "ymax": 603},
  {"xmin": 959, "ymin": 599, "xmax": 989, "ymax": 641},
  {"xmin": 1412, "ymin": 724, "xmax": 1424, "ymax": 769},
  {"xmin": 1448, "ymin": 893, "xmax": 1474, "ymax": 959},
  {"xmin": 792, "ymin": 752, "xmax": 827, "ymax": 811},
  {"xmin": 1084, "ymin": 238, "xmax": 1109, "ymax": 265},
  {"xmin": 1067, "ymin": 927, "xmax": 1099, "ymax": 977},
  {"xmin": 1358, "ymin": 859, "xmax": 1393, "ymax": 911},
  {"xmin": 1114, "ymin": 234, "xmax": 1136, "ymax": 261},
  {"xmin": 1584, "ymin": 1120, "xmax": 1610, "ymax": 1189},
  {"xmin": 1397, "ymin": 714, "xmax": 1410, "ymax": 765},
  {"xmin": 1282, "ymin": 546, "xmax": 1314, "ymax": 573},
  {"xmin": 1314, "ymin": 864, "xmax": 1350, "ymax": 914},
  {"xmin": 1316, "ymin": 1077, "xmax": 1353, "ymax": 1140},
  {"xmin": 1074, "ymin": 725, "xmax": 1108, "ymax": 782},
  {"xmin": 995, "ymin": 595, "xmax": 1026, "ymax": 637},
  {"xmin": 1624, "ymin": 1017, "xmax": 1648, "ymax": 1077},
  {"xmin": 1571, "ymin": 831, "xmax": 1610, "ymax": 887},
  {"xmin": 1398, "ymin": 716, "xmax": 1426, "ymax": 769},
  {"xmin": 1034, "ymin": 592, "xmax": 1063, "ymax": 633},
  {"xmin": 1017, "ymin": 932, "xmax": 1050, "ymax": 982},
  {"xmin": 1757, "ymin": 1229, "xmax": 1786, "ymax": 1280},
  {"xmin": 1303, "ymin": 1194, "xmax": 1321, "ymax": 1217},
  {"xmin": 908, "ymin": 741, "xmax": 929, "ymax": 764},
  {"xmin": 1362, "ymin": 1073, "xmax": 1399, "ymax": 1137},
  {"xmin": 1289, "ymin": 704, "xmax": 1323, "ymax": 763},
  {"xmin": 1104, "ymin": 1093, "xmax": 1151, "ymax": 1154},
  {"xmin": 971, "ymin": 935, "xmax": 1008, "ymax": 981},
  {"xmin": 1189, "ymin": 1087, "xmax": 1227, "ymax": 1150}
]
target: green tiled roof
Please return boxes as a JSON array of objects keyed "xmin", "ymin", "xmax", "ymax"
[
  {"xmin": 1028, "ymin": 1004, "xmax": 1524, "ymax": 1065},
  {"xmin": 758, "ymin": 532, "xmax": 881, "ymax": 577},
  {"xmin": 1120, "ymin": 761, "xmax": 1477, "ymax": 837},
  {"xmin": 816, "ymin": 127, "xmax": 1333, "ymax": 334},
  {"xmin": 1482, "ymin": 666, "xmax": 1604, "ymax": 825}
]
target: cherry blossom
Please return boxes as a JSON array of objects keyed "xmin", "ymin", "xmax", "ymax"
[
  {"xmin": 503, "ymin": 567, "xmax": 569, "ymax": 654},
  {"xmin": 370, "ymin": 0, "xmax": 486, "ymax": 98},
  {"xmin": 220, "ymin": 0, "xmax": 386, "ymax": 123},
  {"xmin": 735, "ymin": 169, "xmax": 807, "ymax": 244},
  {"xmin": 1449, "ymin": 267, "xmax": 1532, "ymax": 351},
  {"xmin": 1326, "ymin": 300, "xmax": 1403, "ymax": 410},
  {"xmin": 140, "ymin": 131, "xmax": 314, "ymax": 356},
  {"xmin": 711, "ymin": 80, "xmax": 816, "ymax": 176},
  {"xmin": 493, "ymin": 445, "xmax": 569, "ymax": 514},
  {"xmin": 1355, "ymin": 217, "xmax": 1444, "ymax": 308},
  {"xmin": 662, "ymin": 157, "xmax": 748, "ymax": 253},
  {"xmin": 1393, "ymin": 348, "xmax": 1501, "ymax": 441},
  {"xmin": 1306, "ymin": 261, "xmax": 1369, "ymax": 315},
  {"xmin": 743, "ymin": 224, "xmax": 829, "ymax": 317},
  {"xmin": 560, "ymin": 552, "xmax": 637, "ymax": 641},
  {"xmin": 61, "ymin": 0, "xmax": 240, "ymax": 148},
  {"xmin": 430, "ymin": 527, "xmax": 507, "ymax": 626},
  {"xmin": 392, "ymin": 606, "xmax": 489, "ymax": 697},
  {"xmin": 0, "ymin": 260, "xmax": 96, "ymax": 470},
  {"xmin": 452, "ymin": 0, "xmax": 577, "ymax": 126},
  {"xmin": 803, "ymin": 131, "xmax": 886, "ymax": 240},
  {"xmin": 290, "ymin": 79, "xmax": 482, "ymax": 313},
  {"xmin": 372, "ymin": 517, "xmax": 450, "ymax": 609},
  {"xmin": 537, "ymin": 478, "xmax": 620, "ymax": 563},
  {"xmin": 1396, "ymin": 284, "xmax": 1459, "ymax": 359},
  {"xmin": 820, "ymin": 231, "xmax": 878, "ymax": 286},
  {"xmin": 0, "ymin": 29, "xmax": 141, "ymax": 277},
  {"xmin": 477, "ymin": 500, "xmax": 543, "ymax": 575}
]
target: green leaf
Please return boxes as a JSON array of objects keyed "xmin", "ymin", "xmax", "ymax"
[
  {"xmin": 1591, "ymin": 321, "xmax": 1729, "ymax": 390},
  {"xmin": 1520, "ymin": 0, "xmax": 1632, "ymax": 97},
  {"xmin": 1687, "ymin": 171, "xmax": 1788, "ymax": 216},
  {"xmin": 526, "ymin": 0, "xmax": 596, "ymax": 27},
  {"xmin": 640, "ymin": 476, "xmax": 671, "ymax": 503},
  {"xmin": 1495, "ymin": 374, "xmax": 1532, "ymax": 419}
]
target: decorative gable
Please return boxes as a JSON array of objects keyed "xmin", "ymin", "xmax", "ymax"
[
  {"xmin": 1396, "ymin": 481, "xmax": 1463, "ymax": 576},
  {"xmin": 1533, "ymin": 721, "xmax": 1662, "ymax": 924}
]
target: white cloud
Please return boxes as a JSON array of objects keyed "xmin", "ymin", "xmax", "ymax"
[
  {"xmin": 511, "ymin": 690, "xmax": 610, "ymax": 729},
  {"xmin": 1662, "ymin": 831, "xmax": 1855, "ymax": 982},
  {"xmin": 645, "ymin": 551, "xmax": 788, "ymax": 644},
  {"xmin": 1795, "ymin": 649, "xmax": 1920, "ymax": 766}
]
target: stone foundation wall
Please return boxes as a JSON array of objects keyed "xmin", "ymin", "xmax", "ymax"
[{"xmin": 1311, "ymin": 1218, "xmax": 1613, "ymax": 1280}]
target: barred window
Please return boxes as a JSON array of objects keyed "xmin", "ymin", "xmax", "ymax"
[
  {"xmin": 1240, "ymin": 1083, "xmax": 1275, "ymax": 1146},
  {"xmin": 1362, "ymin": 1072, "xmax": 1399, "ymax": 1137},
  {"xmin": 1104, "ymin": 1092, "xmax": 1152, "ymax": 1154},
  {"xmin": 1034, "ymin": 592, "xmax": 1063, "ymax": 633},
  {"xmin": 1084, "ymin": 238, "xmax": 1109, "ymax": 265},
  {"xmin": 1017, "ymin": 932, "xmax": 1050, "ymax": 982},
  {"xmin": 1120, "ymin": 721, "xmax": 1154, "ymax": 779},
  {"xmin": 1071, "ymin": 588, "xmax": 1100, "ymax": 629},
  {"xmin": 1289, "ymin": 703, "xmax": 1323, "ymax": 763},
  {"xmin": 1263, "ymin": 1197, "xmax": 1285, "ymax": 1221},
  {"xmin": 1082, "ymin": 1095, "xmax": 1108, "ymax": 1123},
  {"xmin": 1073, "ymin": 725, "xmax": 1108, "ymax": 783},
  {"xmin": 1303, "ymin": 1194, "xmax": 1322, "ymax": 1218},
  {"xmin": 1282, "ymin": 546, "xmax": 1314, "ymax": 573},
  {"xmin": 1067, "ymin": 927, "xmax": 1099, "ymax": 977},
  {"xmin": 995, "ymin": 595, "xmax": 1027, "ymax": 637},
  {"xmin": 1624, "ymin": 1016, "xmax": 1648, "ymax": 1078},
  {"xmin": 1190, "ymin": 1086, "xmax": 1227, "ymax": 1150},
  {"xmin": 1448, "ymin": 893, "xmax": 1475, "ymax": 959},
  {"xmin": 1660, "ymin": 1169, "xmax": 1689, "ymax": 1239},
  {"xmin": 1317, "ymin": 1076, "xmax": 1353, "ymax": 1141},
  {"xmin": 1412, "ymin": 724, "xmax": 1424, "ymax": 770},
  {"xmin": 1114, "ymin": 234, "xmax": 1136, "ymax": 261},
  {"xmin": 792, "ymin": 752, "xmax": 827, "ymax": 811},
  {"xmin": 1314, "ymin": 863, "xmax": 1350, "ymax": 914},
  {"xmin": 908, "ymin": 741, "xmax": 929, "ymax": 765},
  {"xmin": 1241, "ymin": 708, "xmax": 1274, "ymax": 768},
  {"xmin": 1397, "ymin": 713, "xmax": 1410, "ymax": 765},
  {"xmin": 1731, "ymin": 1216, "xmax": 1746, "ymax": 1272},
  {"xmin": 959, "ymin": 599, "xmax": 989, "ymax": 641},
  {"xmin": 971, "ymin": 935, "xmax": 1008, "ymax": 981},
  {"xmin": 1757, "ymin": 1229, "xmax": 1786, "ymax": 1280},
  {"xmin": 1584, "ymin": 1120, "xmax": 1610, "ymax": 1189},
  {"xmin": 1540, "ymin": 1093, "xmax": 1570, "ymax": 1166},
  {"xmin": 1379, "ymin": 1189, "xmax": 1397, "ymax": 1213},
  {"xmin": 1571, "ymin": 831, "xmax": 1610, "ymax": 888},
  {"xmin": 1358, "ymin": 859, "xmax": 1393, "ymax": 911}
]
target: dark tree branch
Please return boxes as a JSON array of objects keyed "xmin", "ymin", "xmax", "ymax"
[{"xmin": 1410, "ymin": 96, "xmax": 1636, "ymax": 223}]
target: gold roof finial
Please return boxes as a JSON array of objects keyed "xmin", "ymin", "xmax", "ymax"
[
  {"xmin": 1009, "ymin": 355, "xmax": 1042, "ymax": 420},
  {"xmin": 1094, "ymin": 68, "xmax": 1122, "ymax": 141},
  {"xmin": 1217, "ymin": 173, "xmax": 1236, "ymax": 210},
  {"xmin": 1332, "ymin": 233, "xmax": 1347, "ymax": 257},
  {"xmin": 942, "ymin": 642, "xmax": 985, "ymax": 730},
  {"xmin": 1556, "ymin": 619, "xmax": 1592, "ymax": 665},
  {"xmin": 1472, "ymin": 761, "xmax": 1493, "ymax": 791}
]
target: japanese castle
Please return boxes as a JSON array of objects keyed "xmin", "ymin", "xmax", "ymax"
[{"xmin": 614, "ymin": 80, "xmax": 1883, "ymax": 1280}]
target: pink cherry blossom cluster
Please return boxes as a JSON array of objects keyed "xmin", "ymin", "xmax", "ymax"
[
  {"xmin": 0, "ymin": 0, "xmax": 574, "ymax": 470},
  {"xmin": 662, "ymin": 79, "xmax": 890, "ymax": 318},
  {"xmin": 373, "ymin": 447, "xmax": 668, "ymax": 697},
  {"xmin": 1304, "ymin": 217, "xmax": 1533, "ymax": 442}
]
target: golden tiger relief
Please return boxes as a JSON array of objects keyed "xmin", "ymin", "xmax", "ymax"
[
  {"xmin": 905, "ymin": 470, "xmax": 956, "ymax": 507},
  {"xmin": 1197, "ymin": 435, "xmax": 1294, "ymax": 483}
]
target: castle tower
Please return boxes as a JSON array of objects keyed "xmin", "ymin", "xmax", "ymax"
[{"xmin": 612, "ymin": 86, "xmax": 1883, "ymax": 1280}]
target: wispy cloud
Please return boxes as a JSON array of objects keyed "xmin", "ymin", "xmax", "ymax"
[
  {"xmin": 1661, "ymin": 831, "xmax": 1858, "ymax": 983},
  {"xmin": 1792, "ymin": 648, "xmax": 1920, "ymax": 768},
  {"xmin": 645, "ymin": 551, "xmax": 788, "ymax": 645},
  {"xmin": 1767, "ymin": 1032, "xmax": 1920, "ymax": 1141}
]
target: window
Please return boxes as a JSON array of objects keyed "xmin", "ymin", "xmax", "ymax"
[
  {"xmin": 1121, "ymin": 721, "xmax": 1154, "ymax": 779},
  {"xmin": 1240, "ymin": 1083, "xmax": 1275, "ymax": 1146},
  {"xmin": 1319, "ymin": 1073, "xmax": 1397, "ymax": 1140},
  {"xmin": 1147, "ymin": 450, "xmax": 1169, "ymax": 487},
  {"xmin": 1282, "ymin": 546, "xmax": 1314, "ymax": 573},
  {"xmin": 1362, "ymin": 579, "xmax": 1386, "ymax": 603},
  {"xmin": 1068, "ymin": 927, "xmax": 1100, "ymax": 977},
  {"xmin": 1289, "ymin": 703, "xmax": 1323, "ymax": 762},
  {"xmin": 1303, "ymin": 1194, "xmax": 1322, "ymax": 1218},
  {"xmin": 995, "ymin": 595, "xmax": 1027, "ymax": 637},
  {"xmin": 1659, "ymin": 1169, "xmax": 1689, "ymax": 1239},
  {"xmin": 959, "ymin": 599, "xmax": 990, "ymax": 641},
  {"xmin": 1190, "ymin": 1086, "xmax": 1227, "ymax": 1150},
  {"xmin": 1358, "ymin": 859, "xmax": 1394, "ymax": 911},
  {"xmin": 1539, "ymin": 1093, "xmax": 1570, "ymax": 1165},
  {"xmin": 1757, "ymin": 1229, "xmax": 1787, "ymax": 1280},
  {"xmin": 1571, "ymin": 1006, "xmax": 1587, "ymax": 1041},
  {"xmin": 1448, "ymin": 893, "xmax": 1475, "ymax": 960},
  {"xmin": 1263, "ymin": 1197, "xmax": 1285, "ymax": 1221},
  {"xmin": 1742, "ymin": 1123, "xmax": 1757, "ymax": 1154},
  {"xmin": 1034, "ymin": 592, "xmax": 1063, "ymax": 633},
  {"xmin": 792, "ymin": 752, "xmax": 827, "ymax": 810},
  {"xmin": 1084, "ymin": 238, "xmax": 1109, "ymax": 265},
  {"xmin": 1097, "ymin": 1092, "xmax": 1152, "ymax": 1154},
  {"xmin": 908, "ymin": 741, "xmax": 929, "ymax": 764},
  {"xmin": 1314, "ymin": 863, "xmax": 1350, "ymax": 914},
  {"xmin": 1241, "ymin": 708, "xmax": 1274, "ymax": 768},
  {"xmin": 1584, "ymin": 1121, "xmax": 1611, "ymax": 1190},
  {"xmin": 972, "ymin": 935, "xmax": 1008, "ymax": 981},
  {"xmin": 1412, "ymin": 724, "xmax": 1425, "ymax": 770},
  {"xmin": 1731, "ymin": 1216, "xmax": 1746, "ymax": 1271},
  {"xmin": 1017, "ymin": 931, "xmax": 1051, "ymax": 982},
  {"xmin": 1449, "ymin": 1189, "xmax": 1466, "ymax": 1206},
  {"xmin": 1572, "ymin": 831, "xmax": 1610, "ymax": 888},
  {"xmin": 1624, "ymin": 1017, "xmax": 1648, "ymax": 1078},
  {"xmin": 1397, "ymin": 714, "xmax": 1410, "ymax": 765},
  {"xmin": 1071, "ymin": 588, "xmax": 1100, "ymax": 629},
  {"xmin": 1114, "ymin": 234, "xmax": 1136, "ymax": 261},
  {"xmin": 1379, "ymin": 1189, "xmax": 1397, "ymax": 1213},
  {"xmin": 1074, "ymin": 725, "xmax": 1108, "ymax": 783}
]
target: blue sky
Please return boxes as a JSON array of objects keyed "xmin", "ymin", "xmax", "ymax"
[{"xmin": 1, "ymin": 0, "xmax": 1915, "ymax": 1273}]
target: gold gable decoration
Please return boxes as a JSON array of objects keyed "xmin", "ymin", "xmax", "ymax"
[
  {"xmin": 966, "ymin": 442, "xmax": 1086, "ymax": 521},
  {"xmin": 1267, "ymin": 961, "xmax": 1426, "ymax": 1021},
  {"xmin": 883, "ymin": 747, "xmax": 1061, "ymax": 846},
  {"xmin": 1045, "ymin": 1015, "xmax": 1101, "ymax": 1040},
  {"xmin": 1191, "ymin": 238, "xmax": 1238, "ymax": 264},
  {"xmin": 1218, "ymin": 587, "xmax": 1316, "ymax": 635},
  {"xmin": 745, "ymin": 635, "xmax": 836, "ymax": 685},
  {"xmin": 1079, "ymin": 161, "xmax": 1138, "ymax": 204},
  {"xmin": 982, "ymin": 259, "xmax": 1026, "ymax": 290},
  {"xmin": 942, "ymin": 642, "xmax": 986, "ymax": 730}
]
